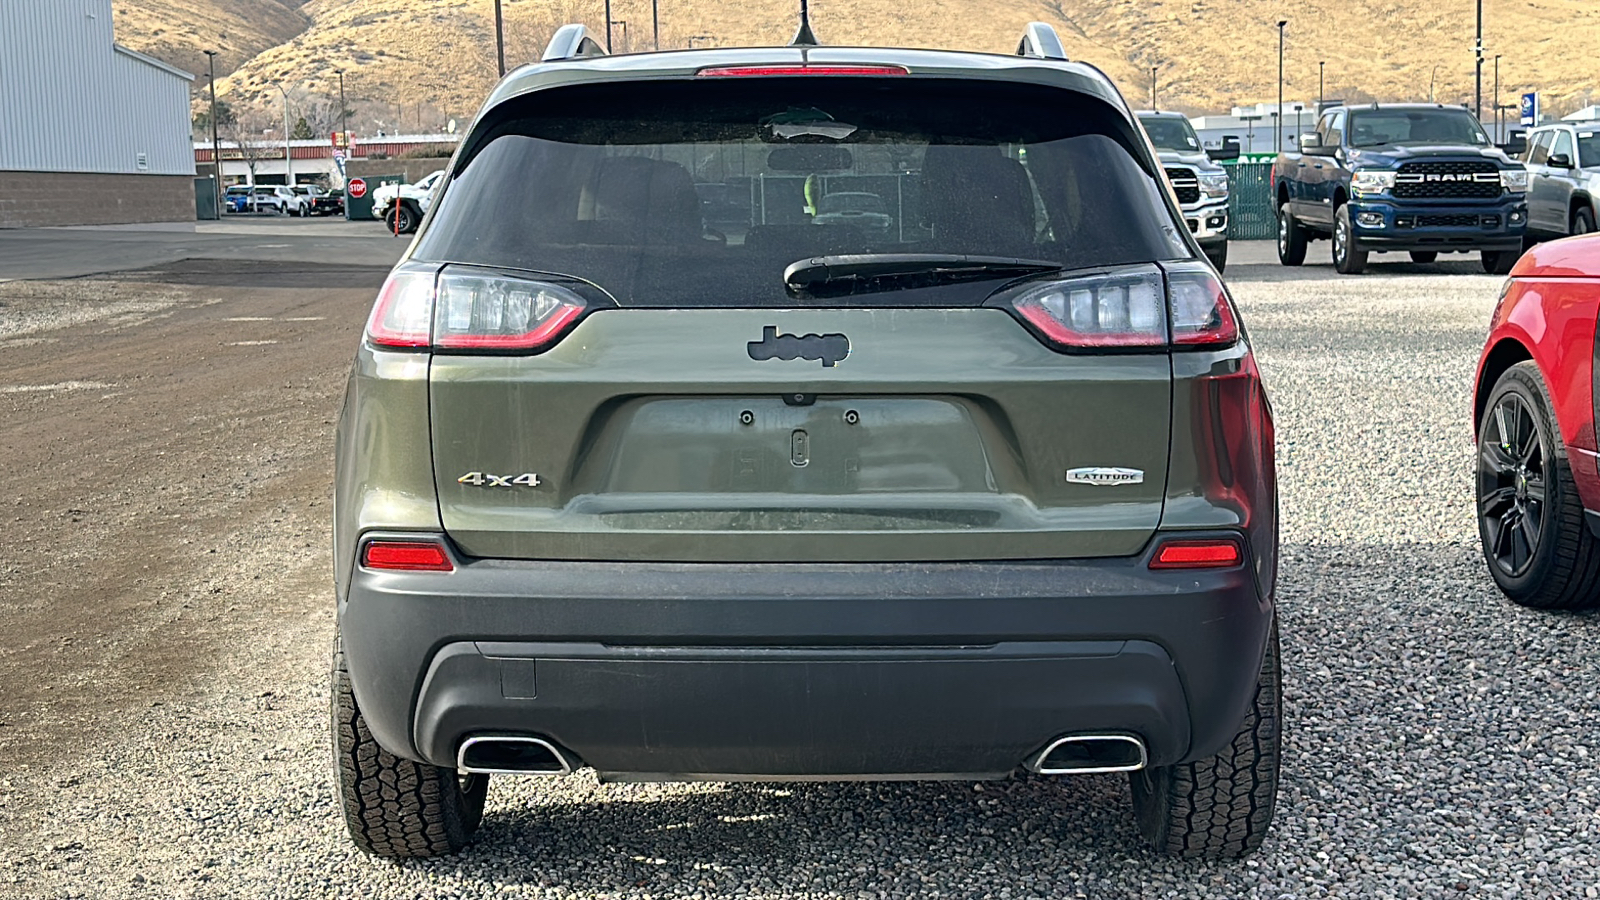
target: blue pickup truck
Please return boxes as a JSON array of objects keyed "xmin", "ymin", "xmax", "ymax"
[{"xmin": 1274, "ymin": 103, "xmax": 1528, "ymax": 274}]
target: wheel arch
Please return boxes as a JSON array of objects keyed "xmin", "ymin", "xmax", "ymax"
[
  {"xmin": 1475, "ymin": 338, "xmax": 1534, "ymax": 433},
  {"xmin": 1275, "ymin": 181, "xmax": 1289, "ymax": 208},
  {"xmin": 1571, "ymin": 193, "xmax": 1597, "ymax": 228},
  {"xmin": 1331, "ymin": 186, "xmax": 1349, "ymax": 210}
]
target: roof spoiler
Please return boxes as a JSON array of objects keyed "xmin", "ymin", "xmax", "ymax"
[
  {"xmin": 1016, "ymin": 23, "xmax": 1068, "ymax": 61},
  {"xmin": 543, "ymin": 24, "xmax": 607, "ymax": 62}
]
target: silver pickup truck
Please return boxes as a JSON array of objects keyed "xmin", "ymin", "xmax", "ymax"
[{"xmin": 1137, "ymin": 111, "xmax": 1233, "ymax": 271}]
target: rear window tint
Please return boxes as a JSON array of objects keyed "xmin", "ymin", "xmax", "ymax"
[{"xmin": 415, "ymin": 78, "xmax": 1187, "ymax": 307}]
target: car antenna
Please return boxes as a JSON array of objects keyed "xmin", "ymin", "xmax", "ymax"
[{"xmin": 789, "ymin": 0, "xmax": 819, "ymax": 46}]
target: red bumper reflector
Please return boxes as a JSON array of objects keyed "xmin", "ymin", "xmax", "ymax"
[
  {"xmin": 697, "ymin": 65, "xmax": 909, "ymax": 77},
  {"xmin": 1150, "ymin": 539, "xmax": 1242, "ymax": 569},
  {"xmin": 363, "ymin": 541, "xmax": 454, "ymax": 572}
]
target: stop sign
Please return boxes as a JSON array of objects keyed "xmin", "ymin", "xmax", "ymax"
[{"xmin": 348, "ymin": 178, "xmax": 367, "ymax": 199}]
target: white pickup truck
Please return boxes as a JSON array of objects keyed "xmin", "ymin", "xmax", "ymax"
[{"xmin": 371, "ymin": 170, "xmax": 444, "ymax": 234}]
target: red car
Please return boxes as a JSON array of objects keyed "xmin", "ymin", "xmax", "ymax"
[{"xmin": 1474, "ymin": 234, "xmax": 1600, "ymax": 608}]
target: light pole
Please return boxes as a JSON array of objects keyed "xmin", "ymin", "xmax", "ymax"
[
  {"xmin": 652, "ymin": 0, "xmax": 659, "ymax": 50},
  {"xmin": 1150, "ymin": 66, "xmax": 1158, "ymax": 109},
  {"xmin": 1475, "ymin": 0, "xmax": 1483, "ymax": 119},
  {"xmin": 337, "ymin": 70, "xmax": 349, "ymax": 150},
  {"xmin": 203, "ymin": 50, "xmax": 221, "ymax": 212},
  {"xmin": 494, "ymin": 0, "xmax": 505, "ymax": 76},
  {"xmin": 1276, "ymin": 21, "xmax": 1287, "ymax": 153},
  {"xmin": 1319, "ymin": 60, "xmax": 1324, "ymax": 109},
  {"xmin": 604, "ymin": 0, "xmax": 613, "ymax": 52},
  {"xmin": 1493, "ymin": 54, "xmax": 1502, "ymax": 143},
  {"xmin": 273, "ymin": 83, "xmax": 293, "ymax": 187},
  {"xmin": 1240, "ymin": 114, "xmax": 1261, "ymax": 154}
]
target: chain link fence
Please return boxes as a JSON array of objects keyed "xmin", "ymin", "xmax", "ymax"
[{"xmin": 1225, "ymin": 161, "xmax": 1276, "ymax": 240}]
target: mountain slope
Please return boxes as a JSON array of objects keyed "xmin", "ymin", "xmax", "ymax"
[
  {"xmin": 111, "ymin": 0, "xmax": 311, "ymax": 78},
  {"xmin": 116, "ymin": 0, "xmax": 1600, "ymax": 128}
]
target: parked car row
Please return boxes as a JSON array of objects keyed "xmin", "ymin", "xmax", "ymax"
[{"xmin": 221, "ymin": 184, "xmax": 345, "ymax": 217}]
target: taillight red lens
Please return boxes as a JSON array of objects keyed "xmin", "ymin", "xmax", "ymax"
[
  {"xmin": 1149, "ymin": 538, "xmax": 1242, "ymax": 569},
  {"xmin": 362, "ymin": 540, "xmax": 454, "ymax": 571},
  {"xmin": 1166, "ymin": 264, "xmax": 1239, "ymax": 347},
  {"xmin": 697, "ymin": 65, "xmax": 909, "ymax": 77},
  {"xmin": 433, "ymin": 269, "xmax": 587, "ymax": 351},
  {"xmin": 365, "ymin": 270, "xmax": 436, "ymax": 348}
]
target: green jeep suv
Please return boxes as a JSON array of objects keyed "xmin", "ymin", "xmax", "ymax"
[{"xmin": 331, "ymin": 22, "xmax": 1281, "ymax": 860}]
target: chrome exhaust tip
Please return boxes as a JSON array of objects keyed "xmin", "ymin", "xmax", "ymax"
[
  {"xmin": 457, "ymin": 736, "xmax": 575, "ymax": 776},
  {"xmin": 1028, "ymin": 734, "xmax": 1147, "ymax": 775}
]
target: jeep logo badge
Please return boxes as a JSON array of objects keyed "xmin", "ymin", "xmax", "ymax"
[{"xmin": 748, "ymin": 326, "xmax": 851, "ymax": 368}]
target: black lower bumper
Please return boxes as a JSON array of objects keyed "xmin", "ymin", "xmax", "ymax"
[{"xmin": 339, "ymin": 535, "xmax": 1273, "ymax": 779}]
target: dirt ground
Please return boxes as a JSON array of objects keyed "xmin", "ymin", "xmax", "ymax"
[{"xmin": 0, "ymin": 261, "xmax": 384, "ymax": 777}]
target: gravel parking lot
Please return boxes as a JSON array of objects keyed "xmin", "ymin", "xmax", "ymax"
[{"xmin": 4, "ymin": 244, "xmax": 1599, "ymax": 898}]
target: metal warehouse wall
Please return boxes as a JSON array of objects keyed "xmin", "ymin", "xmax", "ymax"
[{"xmin": 0, "ymin": 0, "xmax": 194, "ymax": 176}]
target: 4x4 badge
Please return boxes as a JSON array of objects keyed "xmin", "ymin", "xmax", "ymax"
[
  {"xmin": 458, "ymin": 472, "xmax": 541, "ymax": 488},
  {"xmin": 1065, "ymin": 467, "xmax": 1144, "ymax": 486},
  {"xmin": 748, "ymin": 326, "xmax": 850, "ymax": 368}
]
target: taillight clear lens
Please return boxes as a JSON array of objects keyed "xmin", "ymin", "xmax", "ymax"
[
  {"xmin": 434, "ymin": 268, "xmax": 586, "ymax": 351},
  {"xmin": 365, "ymin": 270, "xmax": 436, "ymax": 348},
  {"xmin": 1010, "ymin": 267, "xmax": 1168, "ymax": 349},
  {"xmin": 1165, "ymin": 262, "xmax": 1239, "ymax": 347}
]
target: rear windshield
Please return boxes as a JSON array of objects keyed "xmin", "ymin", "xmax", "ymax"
[
  {"xmin": 1348, "ymin": 109, "xmax": 1490, "ymax": 148},
  {"xmin": 415, "ymin": 78, "xmax": 1187, "ymax": 307}
]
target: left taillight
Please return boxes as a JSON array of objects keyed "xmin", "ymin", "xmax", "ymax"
[
  {"xmin": 363, "ymin": 265, "xmax": 589, "ymax": 353},
  {"xmin": 1000, "ymin": 262, "xmax": 1239, "ymax": 352}
]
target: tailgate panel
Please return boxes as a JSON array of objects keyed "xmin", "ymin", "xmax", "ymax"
[{"xmin": 429, "ymin": 308, "xmax": 1170, "ymax": 562}]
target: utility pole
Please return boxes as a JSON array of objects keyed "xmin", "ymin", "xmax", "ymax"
[
  {"xmin": 274, "ymin": 83, "xmax": 293, "ymax": 187},
  {"xmin": 1319, "ymin": 60, "xmax": 1325, "ymax": 109},
  {"xmin": 1475, "ymin": 0, "xmax": 1484, "ymax": 119},
  {"xmin": 1276, "ymin": 21, "xmax": 1287, "ymax": 153},
  {"xmin": 652, "ymin": 0, "xmax": 659, "ymax": 50},
  {"xmin": 494, "ymin": 0, "xmax": 505, "ymax": 76},
  {"xmin": 337, "ymin": 70, "xmax": 349, "ymax": 151},
  {"xmin": 204, "ymin": 50, "xmax": 221, "ymax": 213},
  {"xmin": 1150, "ymin": 66, "xmax": 1157, "ymax": 109},
  {"xmin": 604, "ymin": 0, "xmax": 613, "ymax": 52}
]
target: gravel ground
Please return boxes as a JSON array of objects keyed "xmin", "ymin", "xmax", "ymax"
[{"xmin": 7, "ymin": 254, "xmax": 1600, "ymax": 898}]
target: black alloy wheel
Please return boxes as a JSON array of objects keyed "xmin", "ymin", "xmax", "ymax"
[
  {"xmin": 1475, "ymin": 362, "xmax": 1600, "ymax": 608},
  {"xmin": 1478, "ymin": 389, "xmax": 1548, "ymax": 579}
]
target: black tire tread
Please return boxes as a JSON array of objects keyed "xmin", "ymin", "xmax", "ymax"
[
  {"xmin": 1277, "ymin": 205, "xmax": 1307, "ymax": 266},
  {"xmin": 332, "ymin": 640, "xmax": 486, "ymax": 858},
  {"xmin": 1482, "ymin": 362, "xmax": 1600, "ymax": 610},
  {"xmin": 1132, "ymin": 617, "xmax": 1281, "ymax": 859}
]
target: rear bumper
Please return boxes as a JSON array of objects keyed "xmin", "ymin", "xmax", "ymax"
[
  {"xmin": 339, "ymin": 533, "xmax": 1273, "ymax": 779},
  {"xmin": 1347, "ymin": 196, "xmax": 1526, "ymax": 250}
]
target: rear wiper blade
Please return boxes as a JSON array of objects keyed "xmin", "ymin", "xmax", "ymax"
[{"xmin": 784, "ymin": 253, "xmax": 1061, "ymax": 298}]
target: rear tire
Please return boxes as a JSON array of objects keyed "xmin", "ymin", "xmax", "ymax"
[
  {"xmin": 332, "ymin": 637, "xmax": 488, "ymax": 858},
  {"xmin": 1482, "ymin": 250, "xmax": 1517, "ymax": 275},
  {"xmin": 387, "ymin": 204, "xmax": 419, "ymax": 234},
  {"xmin": 1332, "ymin": 205, "xmax": 1367, "ymax": 274},
  {"xmin": 1409, "ymin": 251, "xmax": 1438, "ymax": 264},
  {"xmin": 1475, "ymin": 362, "xmax": 1600, "ymax": 609},
  {"xmin": 1131, "ymin": 616, "xmax": 1281, "ymax": 859},
  {"xmin": 1204, "ymin": 242, "xmax": 1228, "ymax": 273},
  {"xmin": 1276, "ymin": 205, "xmax": 1306, "ymax": 266}
]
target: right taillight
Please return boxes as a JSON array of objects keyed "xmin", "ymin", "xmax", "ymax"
[
  {"xmin": 363, "ymin": 264, "xmax": 590, "ymax": 353},
  {"xmin": 1002, "ymin": 262, "xmax": 1239, "ymax": 352}
]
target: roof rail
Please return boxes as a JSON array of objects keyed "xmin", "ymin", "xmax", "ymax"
[
  {"xmin": 1016, "ymin": 23, "xmax": 1068, "ymax": 61},
  {"xmin": 542, "ymin": 24, "xmax": 607, "ymax": 62}
]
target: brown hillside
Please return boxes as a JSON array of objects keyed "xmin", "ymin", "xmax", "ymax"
[
  {"xmin": 111, "ymin": 0, "xmax": 311, "ymax": 78},
  {"xmin": 135, "ymin": 0, "xmax": 1600, "ymax": 128}
]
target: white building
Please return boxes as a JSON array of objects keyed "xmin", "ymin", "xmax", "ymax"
[
  {"xmin": 0, "ymin": 0, "xmax": 195, "ymax": 227},
  {"xmin": 1190, "ymin": 102, "xmax": 1314, "ymax": 156}
]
